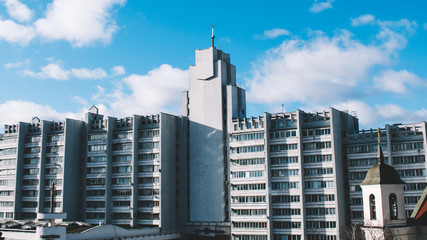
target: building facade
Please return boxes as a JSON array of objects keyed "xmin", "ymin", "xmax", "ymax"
[{"xmin": 1, "ymin": 43, "xmax": 427, "ymax": 240}]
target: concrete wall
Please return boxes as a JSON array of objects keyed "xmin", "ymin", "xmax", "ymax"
[{"xmin": 63, "ymin": 119, "xmax": 85, "ymax": 220}]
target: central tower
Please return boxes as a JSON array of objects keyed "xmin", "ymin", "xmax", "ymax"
[{"xmin": 182, "ymin": 36, "xmax": 246, "ymax": 237}]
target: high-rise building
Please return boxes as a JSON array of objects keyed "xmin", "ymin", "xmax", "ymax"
[{"xmin": 1, "ymin": 41, "xmax": 427, "ymax": 240}]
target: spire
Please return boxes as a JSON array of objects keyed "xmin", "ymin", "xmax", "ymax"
[
  {"xmin": 377, "ymin": 128, "xmax": 384, "ymax": 164},
  {"xmin": 211, "ymin": 24, "xmax": 215, "ymax": 47}
]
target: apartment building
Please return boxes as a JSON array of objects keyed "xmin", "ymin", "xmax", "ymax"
[
  {"xmin": 0, "ymin": 117, "xmax": 84, "ymax": 221},
  {"xmin": 83, "ymin": 109, "xmax": 187, "ymax": 230},
  {"xmin": 0, "ymin": 109, "xmax": 187, "ymax": 231},
  {"xmin": 229, "ymin": 109, "xmax": 358, "ymax": 240},
  {"xmin": 347, "ymin": 123, "xmax": 427, "ymax": 224}
]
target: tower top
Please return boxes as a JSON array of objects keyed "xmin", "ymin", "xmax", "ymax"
[
  {"xmin": 211, "ymin": 24, "xmax": 215, "ymax": 47},
  {"xmin": 377, "ymin": 128, "xmax": 384, "ymax": 163}
]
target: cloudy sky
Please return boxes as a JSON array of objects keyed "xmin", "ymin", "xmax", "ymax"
[{"xmin": 0, "ymin": 0, "xmax": 426, "ymax": 131}]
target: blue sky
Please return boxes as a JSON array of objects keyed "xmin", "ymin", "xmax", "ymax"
[{"xmin": 0, "ymin": 0, "xmax": 426, "ymax": 131}]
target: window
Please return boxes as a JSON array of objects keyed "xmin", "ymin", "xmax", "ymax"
[
  {"xmin": 306, "ymin": 221, "xmax": 336, "ymax": 229},
  {"xmin": 271, "ymin": 195, "xmax": 300, "ymax": 203},
  {"xmin": 25, "ymin": 136, "xmax": 41, "ymax": 143},
  {"xmin": 231, "ymin": 145, "xmax": 264, "ymax": 154},
  {"xmin": 271, "ymin": 169, "xmax": 299, "ymax": 177},
  {"xmin": 271, "ymin": 156, "xmax": 298, "ymax": 164},
  {"xmin": 272, "ymin": 221, "xmax": 301, "ymax": 229},
  {"xmin": 271, "ymin": 182, "xmax": 299, "ymax": 190},
  {"xmin": 87, "ymin": 156, "xmax": 106, "ymax": 163},
  {"xmin": 273, "ymin": 235, "xmax": 301, "ymax": 240},
  {"xmin": 112, "ymin": 178, "xmax": 131, "ymax": 185},
  {"xmin": 47, "ymin": 135, "xmax": 64, "ymax": 142},
  {"xmin": 231, "ymin": 196, "xmax": 266, "ymax": 203},
  {"xmin": 139, "ymin": 142, "xmax": 159, "ymax": 149},
  {"xmin": 46, "ymin": 156, "xmax": 63, "ymax": 164},
  {"xmin": 0, "ymin": 158, "xmax": 17, "ymax": 165},
  {"xmin": 86, "ymin": 178, "xmax": 105, "ymax": 186},
  {"xmin": 305, "ymin": 194, "xmax": 334, "ymax": 202},
  {"xmin": 306, "ymin": 208, "xmax": 335, "ymax": 215},
  {"xmin": 0, "ymin": 191, "xmax": 14, "ymax": 196},
  {"xmin": 0, "ymin": 169, "xmax": 15, "ymax": 175},
  {"xmin": 304, "ymin": 168, "xmax": 333, "ymax": 176},
  {"xmin": 88, "ymin": 133, "xmax": 106, "ymax": 140},
  {"xmin": 24, "ymin": 157, "xmax": 39, "ymax": 165},
  {"xmin": 113, "ymin": 155, "xmax": 132, "ymax": 162},
  {"xmin": 86, "ymin": 190, "xmax": 105, "ymax": 196},
  {"xmin": 139, "ymin": 130, "xmax": 159, "ymax": 138},
  {"xmin": 138, "ymin": 153, "xmax": 159, "ymax": 161},
  {"xmin": 232, "ymin": 132, "xmax": 264, "ymax": 141},
  {"xmin": 113, "ymin": 143, "xmax": 132, "ymax": 151},
  {"xmin": 138, "ymin": 165, "xmax": 159, "ymax": 172},
  {"xmin": 113, "ymin": 131, "xmax": 132, "ymax": 139},
  {"xmin": 303, "ymin": 155, "xmax": 332, "ymax": 163},
  {"xmin": 23, "ymin": 168, "xmax": 38, "ymax": 175},
  {"xmin": 112, "ymin": 189, "xmax": 132, "ymax": 196},
  {"xmin": 138, "ymin": 177, "xmax": 159, "ymax": 184},
  {"xmin": 46, "ymin": 146, "xmax": 64, "ymax": 153},
  {"xmin": 24, "ymin": 147, "xmax": 40, "ymax": 154},
  {"xmin": 88, "ymin": 144, "xmax": 106, "ymax": 152},
  {"xmin": 0, "ymin": 148, "xmax": 17, "ymax": 156},
  {"xmin": 138, "ymin": 189, "xmax": 159, "ymax": 196},
  {"xmin": 232, "ymin": 209, "xmax": 267, "ymax": 216},
  {"xmin": 138, "ymin": 201, "xmax": 159, "ymax": 207},
  {"xmin": 303, "ymin": 141, "xmax": 331, "ymax": 150},
  {"xmin": 86, "ymin": 201, "xmax": 105, "ymax": 208},
  {"xmin": 389, "ymin": 193, "xmax": 398, "ymax": 220},
  {"xmin": 86, "ymin": 212, "xmax": 105, "ymax": 219},
  {"xmin": 370, "ymin": 194, "xmax": 376, "ymax": 220},
  {"xmin": 113, "ymin": 201, "xmax": 130, "ymax": 207},
  {"xmin": 233, "ymin": 235, "xmax": 268, "ymax": 240},
  {"xmin": 233, "ymin": 222, "xmax": 267, "ymax": 229},
  {"xmin": 87, "ymin": 167, "xmax": 106, "ymax": 174},
  {"xmin": 304, "ymin": 181, "xmax": 333, "ymax": 189},
  {"xmin": 272, "ymin": 208, "xmax": 301, "ymax": 216},
  {"xmin": 46, "ymin": 167, "xmax": 62, "ymax": 175},
  {"xmin": 231, "ymin": 183, "xmax": 265, "ymax": 191},
  {"xmin": 112, "ymin": 166, "xmax": 132, "ymax": 174},
  {"xmin": 270, "ymin": 130, "xmax": 297, "ymax": 140},
  {"xmin": 270, "ymin": 144, "xmax": 297, "ymax": 153},
  {"xmin": 231, "ymin": 158, "xmax": 265, "ymax": 166}
]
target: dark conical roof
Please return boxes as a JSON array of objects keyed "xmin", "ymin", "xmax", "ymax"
[
  {"xmin": 360, "ymin": 161, "xmax": 405, "ymax": 185},
  {"xmin": 360, "ymin": 129, "xmax": 405, "ymax": 186}
]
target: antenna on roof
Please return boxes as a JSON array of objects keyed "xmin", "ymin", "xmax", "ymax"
[{"xmin": 211, "ymin": 23, "xmax": 215, "ymax": 47}]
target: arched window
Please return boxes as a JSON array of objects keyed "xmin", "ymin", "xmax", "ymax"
[
  {"xmin": 389, "ymin": 193, "xmax": 398, "ymax": 219},
  {"xmin": 370, "ymin": 194, "xmax": 376, "ymax": 220}
]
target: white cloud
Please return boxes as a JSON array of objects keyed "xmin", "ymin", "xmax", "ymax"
[
  {"xmin": 247, "ymin": 30, "xmax": 390, "ymax": 105},
  {"xmin": 256, "ymin": 28, "xmax": 291, "ymax": 40},
  {"xmin": 33, "ymin": 0, "xmax": 126, "ymax": 47},
  {"xmin": 351, "ymin": 14, "xmax": 376, "ymax": 26},
  {"xmin": 23, "ymin": 63, "xmax": 107, "ymax": 80},
  {"xmin": 373, "ymin": 70, "xmax": 422, "ymax": 94},
  {"xmin": 247, "ymin": 16, "xmax": 417, "ymax": 109},
  {"xmin": 0, "ymin": 100, "xmax": 84, "ymax": 131},
  {"xmin": 309, "ymin": 0, "xmax": 335, "ymax": 13},
  {"xmin": 0, "ymin": 19, "xmax": 35, "ymax": 45},
  {"xmin": 111, "ymin": 65, "xmax": 126, "ymax": 76},
  {"xmin": 4, "ymin": 58, "xmax": 30, "ymax": 69},
  {"xmin": 93, "ymin": 64, "xmax": 188, "ymax": 116},
  {"xmin": 4, "ymin": 0, "xmax": 33, "ymax": 22},
  {"xmin": 71, "ymin": 68, "xmax": 107, "ymax": 79}
]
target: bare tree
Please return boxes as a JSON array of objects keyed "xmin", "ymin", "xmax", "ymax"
[{"xmin": 342, "ymin": 224, "xmax": 395, "ymax": 240}]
